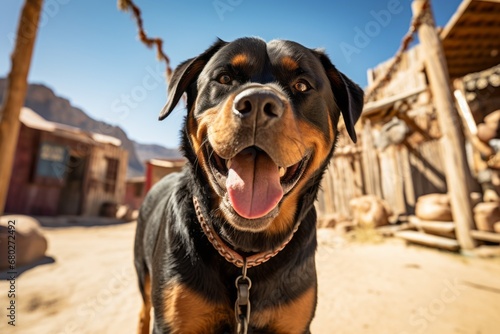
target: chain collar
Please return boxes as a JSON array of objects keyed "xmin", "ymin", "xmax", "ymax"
[{"xmin": 192, "ymin": 196, "xmax": 300, "ymax": 268}]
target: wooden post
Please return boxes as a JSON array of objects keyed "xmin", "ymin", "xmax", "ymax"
[
  {"xmin": 0, "ymin": 0, "xmax": 43, "ymax": 214},
  {"xmin": 412, "ymin": 0, "xmax": 476, "ymax": 250}
]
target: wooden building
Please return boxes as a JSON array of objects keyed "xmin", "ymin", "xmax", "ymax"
[
  {"xmin": 318, "ymin": 0, "xmax": 500, "ymax": 250},
  {"xmin": 124, "ymin": 176, "xmax": 146, "ymax": 211},
  {"xmin": 5, "ymin": 107, "xmax": 128, "ymax": 216},
  {"xmin": 145, "ymin": 158, "xmax": 186, "ymax": 193}
]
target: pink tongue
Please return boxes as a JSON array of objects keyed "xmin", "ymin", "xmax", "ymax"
[{"xmin": 226, "ymin": 148, "xmax": 283, "ymax": 219}]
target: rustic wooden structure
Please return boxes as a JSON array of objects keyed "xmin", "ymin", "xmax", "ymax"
[
  {"xmin": 124, "ymin": 176, "xmax": 146, "ymax": 211},
  {"xmin": 317, "ymin": 0, "xmax": 500, "ymax": 251},
  {"xmin": 5, "ymin": 108, "xmax": 128, "ymax": 216},
  {"xmin": 145, "ymin": 158, "xmax": 186, "ymax": 193}
]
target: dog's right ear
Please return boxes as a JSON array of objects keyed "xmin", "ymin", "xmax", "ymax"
[{"xmin": 159, "ymin": 39, "xmax": 228, "ymax": 120}]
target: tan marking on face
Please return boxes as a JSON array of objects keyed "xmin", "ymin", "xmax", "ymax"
[
  {"xmin": 281, "ymin": 56, "xmax": 299, "ymax": 71},
  {"xmin": 207, "ymin": 91, "xmax": 305, "ymax": 167},
  {"xmin": 162, "ymin": 282, "xmax": 231, "ymax": 333},
  {"xmin": 264, "ymin": 115, "xmax": 334, "ymax": 236},
  {"xmin": 188, "ymin": 107, "xmax": 222, "ymax": 207},
  {"xmin": 231, "ymin": 53, "xmax": 249, "ymax": 67},
  {"xmin": 137, "ymin": 273, "xmax": 152, "ymax": 334},
  {"xmin": 252, "ymin": 286, "xmax": 317, "ymax": 333}
]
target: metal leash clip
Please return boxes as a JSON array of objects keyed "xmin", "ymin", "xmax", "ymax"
[{"xmin": 235, "ymin": 259, "xmax": 252, "ymax": 334}]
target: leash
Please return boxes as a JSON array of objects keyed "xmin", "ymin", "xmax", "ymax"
[
  {"xmin": 192, "ymin": 196, "xmax": 301, "ymax": 334},
  {"xmin": 234, "ymin": 259, "xmax": 251, "ymax": 334}
]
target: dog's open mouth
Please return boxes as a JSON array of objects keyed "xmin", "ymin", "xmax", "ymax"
[{"xmin": 208, "ymin": 145, "xmax": 310, "ymax": 220}]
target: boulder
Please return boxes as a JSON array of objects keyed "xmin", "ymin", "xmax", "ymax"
[
  {"xmin": 349, "ymin": 195, "xmax": 392, "ymax": 228},
  {"xmin": 484, "ymin": 110, "xmax": 500, "ymax": 130},
  {"xmin": 477, "ymin": 123, "xmax": 497, "ymax": 143},
  {"xmin": 317, "ymin": 213, "xmax": 340, "ymax": 229},
  {"xmin": 473, "ymin": 202, "xmax": 500, "ymax": 232},
  {"xmin": 415, "ymin": 194, "xmax": 453, "ymax": 221},
  {"xmin": 0, "ymin": 215, "xmax": 48, "ymax": 270},
  {"xmin": 494, "ymin": 222, "xmax": 500, "ymax": 234},
  {"xmin": 477, "ymin": 109, "xmax": 500, "ymax": 144}
]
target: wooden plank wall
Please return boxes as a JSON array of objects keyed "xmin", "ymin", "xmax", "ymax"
[
  {"xmin": 369, "ymin": 46, "xmax": 426, "ymax": 101},
  {"xmin": 83, "ymin": 144, "xmax": 128, "ymax": 216},
  {"xmin": 318, "ymin": 137, "xmax": 446, "ymax": 220},
  {"xmin": 317, "ymin": 45, "xmax": 449, "ymax": 220}
]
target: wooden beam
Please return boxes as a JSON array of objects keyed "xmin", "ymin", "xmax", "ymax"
[
  {"xmin": 439, "ymin": 0, "xmax": 473, "ymax": 40},
  {"xmin": 453, "ymin": 86, "xmax": 495, "ymax": 160},
  {"xmin": 470, "ymin": 230, "xmax": 500, "ymax": 243},
  {"xmin": 444, "ymin": 26, "xmax": 500, "ymax": 37},
  {"xmin": 395, "ymin": 231, "xmax": 460, "ymax": 251},
  {"xmin": 362, "ymin": 85, "xmax": 426, "ymax": 117},
  {"xmin": 460, "ymin": 12, "xmax": 500, "ymax": 22},
  {"xmin": 412, "ymin": 0, "xmax": 477, "ymax": 250},
  {"xmin": 0, "ymin": 0, "xmax": 44, "ymax": 214},
  {"xmin": 440, "ymin": 0, "xmax": 500, "ymax": 40},
  {"xmin": 446, "ymin": 57, "xmax": 500, "ymax": 67},
  {"xmin": 408, "ymin": 215, "xmax": 456, "ymax": 233}
]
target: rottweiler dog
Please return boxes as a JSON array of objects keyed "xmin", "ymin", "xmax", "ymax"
[{"xmin": 135, "ymin": 37, "xmax": 363, "ymax": 334}]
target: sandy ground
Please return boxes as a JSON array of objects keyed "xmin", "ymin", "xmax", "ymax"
[{"xmin": 1, "ymin": 222, "xmax": 500, "ymax": 334}]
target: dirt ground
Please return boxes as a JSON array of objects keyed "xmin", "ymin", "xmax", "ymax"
[{"xmin": 1, "ymin": 221, "xmax": 500, "ymax": 334}]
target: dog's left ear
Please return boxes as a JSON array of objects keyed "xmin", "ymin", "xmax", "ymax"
[
  {"xmin": 314, "ymin": 50, "xmax": 364, "ymax": 143},
  {"xmin": 159, "ymin": 39, "xmax": 228, "ymax": 120}
]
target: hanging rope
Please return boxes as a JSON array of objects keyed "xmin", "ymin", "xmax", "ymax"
[
  {"xmin": 364, "ymin": 0, "xmax": 430, "ymax": 103},
  {"xmin": 118, "ymin": 0, "xmax": 173, "ymax": 81}
]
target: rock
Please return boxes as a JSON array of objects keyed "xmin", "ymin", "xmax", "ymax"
[
  {"xmin": 416, "ymin": 202, "xmax": 453, "ymax": 221},
  {"xmin": 484, "ymin": 110, "xmax": 500, "ymax": 129},
  {"xmin": 473, "ymin": 202, "xmax": 500, "ymax": 232},
  {"xmin": 349, "ymin": 195, "xmax": 392, "ymax": 228},
  {"xmin": 470, "ymin": 192, "xmax": 483, "ymax": 207},
  {"xmin": 415, "ymin": 194, "xmax": 453, "ymax": 221},
  {"xmin": 318, "ymin": 213, "xmax": 343, "ymax": 229},
  {"xmin": 116, "ymin": 204, "xmax": 137, "ymax": 221},
  {"xmin": 477, "ymin": 123, "xmax": 497, "ymax": 143},
  {"xmin": 0, "ymin": 215, "xmax": 48, "ymax": 270},
  {"xmin": 417, "ymin": 193, "xmax": 450, "ymax": 206},
  {"xmin": 494, "ymin": 222, "xmax": 500, "ymax": 234}
]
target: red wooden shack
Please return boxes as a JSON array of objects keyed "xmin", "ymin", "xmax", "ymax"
[{"xmin": 5, "ymin": 107, "xmax": 128, "ymax": 216}]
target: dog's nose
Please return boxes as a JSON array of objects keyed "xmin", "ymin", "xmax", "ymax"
[{"xmin": 233, "ymin": 88, "xmax": 284, "ymax": 123}]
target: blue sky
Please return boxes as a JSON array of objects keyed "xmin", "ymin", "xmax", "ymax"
[{"xmin": 1, "ymin": 0, "xmax": 462, "ymax": 148}]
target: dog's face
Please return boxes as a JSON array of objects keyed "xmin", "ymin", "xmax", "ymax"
[{"xmin": 161, "ymin": 38, "xmax": 363, "ymax": 238}]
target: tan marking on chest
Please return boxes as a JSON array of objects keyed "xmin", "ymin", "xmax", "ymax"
[
  {"xmin": 162, "ymin": 282, "xmax": 232, "ymax": 333},
  {"xmin": 252, "ymin": 286, "xmax": 317, "ymax": 334}
]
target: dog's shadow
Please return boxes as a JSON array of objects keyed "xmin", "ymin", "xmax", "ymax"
[{"xmin": 0, "ymin": 256, "xmax": 55, "ymax": 280}]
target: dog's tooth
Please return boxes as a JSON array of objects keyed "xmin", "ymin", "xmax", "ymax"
[
  {"xmin": 279, "ymin": 166, "xmax": 286, "ymax": 177},
  {"xmin": 226, "ymin": 159, "xmax": 232, "ymax": 169}
]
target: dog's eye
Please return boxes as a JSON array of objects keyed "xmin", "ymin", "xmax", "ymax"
[
  {"xmin": 217, "ymin": 74, "xmax": 232, "ymax": 85},
  {"xmin": 294, "ymin": 80, "xmax": 311, "ymax": 92}
]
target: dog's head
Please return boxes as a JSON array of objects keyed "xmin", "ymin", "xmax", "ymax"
[{"xmin": 160, "ymin": 38, "xmax": 363, "ymax": 245}]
